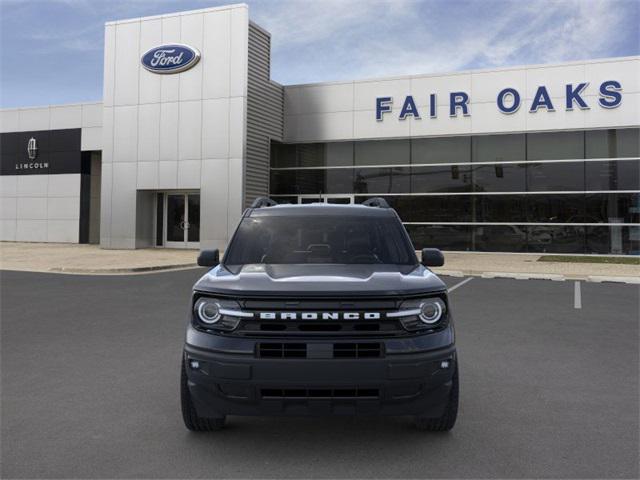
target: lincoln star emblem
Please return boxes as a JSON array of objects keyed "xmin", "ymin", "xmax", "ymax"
[{"xmin": 27, "ymin": 137, "xmax": 38, "ymax": 160}]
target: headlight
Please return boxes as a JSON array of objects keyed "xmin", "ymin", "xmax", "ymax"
[
  {"xmin": 193, "ymin": 297, "xmax": 248, "ymax": 331},
  {"xmin": 419, "ymin": 299, "xmax": 444, "ymax": 324},
  {"xmin": 195, "ymin": 298, "xmax": 221, "ymax": 324},
  {"xmin": 389, "ymin": 297, "xmax": 447, "ymax": 331}
]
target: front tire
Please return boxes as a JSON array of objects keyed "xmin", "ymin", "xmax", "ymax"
[
  {"xmin": 181, "ymin": 358, "xmax": 226, "ymax": 431},
  {"xmin": 415, "ymin": 367, "xmax": 459, "ymax": 432}
]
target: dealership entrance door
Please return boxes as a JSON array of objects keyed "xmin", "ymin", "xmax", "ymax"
[
  {"xmin": 297, "ymin": 195, "xmax": 354, "ymax": 204},
  {"xmin": 162, "ymin": 192, "xmax": 200, "ymax": 248}
]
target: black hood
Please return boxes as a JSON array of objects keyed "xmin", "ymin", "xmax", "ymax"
[{"xmin": 193, "ymin": 264, "xmax": 446, "ymax": 297}]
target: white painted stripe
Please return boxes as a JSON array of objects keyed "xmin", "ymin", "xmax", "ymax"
[
  {"xmin": 574, "ymin": 281, "xmax": 582, "ymax": 309},
  {"xmin": 448, "ymin": 277, "xmax": 473, "ymax": 293}
]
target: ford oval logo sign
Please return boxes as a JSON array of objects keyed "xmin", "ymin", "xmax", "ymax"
[{"xmin": 141, "ymin": 44, "xmax": 200, "ymax": 74}]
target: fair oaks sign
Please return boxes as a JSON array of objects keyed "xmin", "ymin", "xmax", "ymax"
[
  {"xmin": 141, "ymin": 44, "xmax": 201, "ymax": 74},
  {"xmin": 376, "ymin": 80, "xmax": 623, "ymax": 121}
]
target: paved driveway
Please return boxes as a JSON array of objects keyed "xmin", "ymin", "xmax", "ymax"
[{"xmin": 1, "ymin": 269, "xmax": 638, "ymax": 478}]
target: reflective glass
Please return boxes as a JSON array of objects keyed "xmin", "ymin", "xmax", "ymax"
[
  {"xmin": 270, "ymin": 142, "xmax": 296, "ymax": 168},
  {"xmin": 527, "ymin": 161, "xmax": 585, "ymax": 191},
  {"xmin": 585, "ymin": 160, "xmax": 640, "ymax": 191},
  {"xmin": 270, "ymin": 170, "xmax": 298, "ymax": 195},
  {"xmin": 412, "ymin": 136, "xmax": 470, "ymax": 164},
  {"xmin": 585, "ymin": 128, "xmax": 640, "ymax": 158},
  {"xmin": 355, "ymin": 139, "xmax": 409, "ymax": 166},
  {"xmin": 472, "ymin": 134, "xmax": 525, "ymax": 162},
  {"xmin": 472, "ymin": 225, "xmax": 527, "ymax": 252},
  {"xmin": 405, "ymin": 225, "xmax": 472, "ymax": 251},
  {"xmin": 411, "ymin": 165, "xmax": 473, "ymax": 193},
  {"xmin": 353, "ymin": 167, "xmax": 410, "ymax": 194},
  {"xmin": 586, "ymin": 226, "xmax": 640, "ymax": 255},
  {"xmin": 475, "ymin": 195, "xmax": 528, "ymax": 223},
  {"xmin": 526, "ymin": 226, "xmax": 585, "ymax": 253},
  {"xmin": 325, "ymin": 168, "xmax": 354, "ymax": 194},
  {"xmin": 585, "ymin": 192, "xmax": 640, "ymax": 223},
  {"xmin": 412, "ymin": 195, "xmax": 473, "ymax": 222},
  {"xmin": 472, "ymin": 164, "xmax": 526, "ymax": 192},
  {"xmin": 527, "ymin": 131, "xmax": 584, "ymax": 160},
  {"xmin": 526, "ymin": 194, "xmax": 585, "ymax": 223}
]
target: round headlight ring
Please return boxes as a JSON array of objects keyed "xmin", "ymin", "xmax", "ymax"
[
  {"xmin": 419, "ymin": 300, "xmax": 443, "ymax": 324},
  {"xmin": 197, "ymin": 299, "xmax": 221, "ymax": 324}
]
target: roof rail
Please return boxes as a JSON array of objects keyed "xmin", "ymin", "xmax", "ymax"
[
  {"xmin": 251, "ymin": 197, "xmax": 278, "ymax": 208},
  {"xmin": 362, "ymin": 197, "xmax": 390, "ymax": 208}
]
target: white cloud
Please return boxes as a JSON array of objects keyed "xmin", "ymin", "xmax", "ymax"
[{"xmin": 253, "ymin": 0, "xmax": 634, "ymax": 84}]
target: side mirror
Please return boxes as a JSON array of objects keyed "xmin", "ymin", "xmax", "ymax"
[
  {"xmin": 421, "ymin": 248, "xmax": 444, "ymax": 267},
  {"xmin": 197, "ymin": 249, "xmax": 220, "ymax": 267}
]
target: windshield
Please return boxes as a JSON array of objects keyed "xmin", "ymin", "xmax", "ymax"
[{"xmin": 224, "ymin": 215, "xmax": 418, "ymax": 267}]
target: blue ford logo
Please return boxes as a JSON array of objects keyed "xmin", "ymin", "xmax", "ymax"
[{"xmin": 141, "ymin": 44, "xmax": 200, "ymax": 74}]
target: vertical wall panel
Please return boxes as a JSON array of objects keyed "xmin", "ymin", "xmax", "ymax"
[{"xmin": 244, "ymin": 23, "xmax": 283, "ymax": 207}]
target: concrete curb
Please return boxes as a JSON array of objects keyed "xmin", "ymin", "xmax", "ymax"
[
  {"xmin": 587, "ymin": 275, "xmax": 640, "ymax": 284},
  {"xmin": 435, "ymin": 270, "xmax": 640, "ymax": 284},
  {"xmin": 48, "ymin": 263, "xmax": 198, "ymax": 274}
]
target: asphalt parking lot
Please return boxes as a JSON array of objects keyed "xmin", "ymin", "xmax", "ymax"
[{"xmin": 1, "ymin": 268, "xmax": 638, "ymax": 479}]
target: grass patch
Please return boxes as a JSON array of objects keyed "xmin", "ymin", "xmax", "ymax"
[{"xmin": 538, "ymin": 255, "xmax": 640, "ymax": 265}]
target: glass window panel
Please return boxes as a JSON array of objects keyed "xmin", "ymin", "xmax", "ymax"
[
  {"xmin": 166, "ymin": 194, "xmax": 185, "ymax": 242},
  {"xmin": 585, "ymin": 160, "xmax": 640, "ymax": 191},
  {"xmin": 353, "ymin": 167, "xmax": 410, "ymax": 194},
  {"xmin": 411, "ymin": 195, "xmax": 473, "ymax": 222},
  {"xmin": 411, "ymin": 165, "xmax": 473, "ymax": 193},
  {"xmin": 472, "ymin": 225, "xmax": 528, "ymax": 252},
  {"xmin": 405, "ymin": 224, "xmax": 472, "ymax": 251},
  {"xmin": 270, "ymin": 170, "xmax": 298, "ymax": 195},
  {"xmin": 297, "ymin": 144, "xmax": 325, "ymax": 167},
  {"xmin": 585, "ymin": 192, "xmax": 640, "ymax": 224},
  {"xmin": 271, "ymin": 196, "xmax": 298, "ymax": 204},
  {"xmin": 526, "ymin": 226, "xmax": 585, "ymax": 253},
  {"xmin": 187, "ymin": 194, "xmax": 200, "ymax": 242},
  {"xmin": 355, "ymin": 139, "xmax": 409, "ymax": 166},
  {"xmin": 527, "ymin": 161, "xmax": 585, "ymax": 191},
  {"xmin": 325, "ymin": 168, "xmax": 354, "ymax": 194},
  {"xmin": 474, "ymin": 194, "xmax": 527, "ymax": 223},
  {"xmin": 296, "ymin": 169, "xmax": 325, "ymax": 194},
  {"xmin": 472, "ymin": 134, "xmax": 525, "ymax": 162},
  {"xmin": 412, "ymin": 136, "xmax": 470, "ymax": 164},
  {"xmin": 585, "ymin": 128, "xmax": 640, "ymax": 158},
  {"xmin": 472, "ymin": 164, "xmax": 526, "ymax": 192},
  {"xmin": 527, "ymin": 131, "xmax": 584, "ymax": 160},
  {"xmin": 270, "ymin": 142, "xmax": 296, "ymax": 168},
  {"xmin": 587, "ymin": 226, "xmax": 640, "ymax": 255},
  {"xmin": 355, "ymin": 195, "xmax": 414, "ymax": 221},
  {"xmin": 526, "ymin": 194, "xmax": 585, "ymax": 223},
  {"xmin": 326, "ymin": 142, "xmax": 354, "ymax": 166}
]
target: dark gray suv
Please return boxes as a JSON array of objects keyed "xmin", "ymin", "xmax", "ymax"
[{"xmin": 181, "ymin": 197, "xmax": 458, "ymax": 431}]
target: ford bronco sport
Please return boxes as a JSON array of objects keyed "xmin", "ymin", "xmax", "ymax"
[{"xmin": 181, "ymin": 197, "xmax": 458, "ymax": 431}]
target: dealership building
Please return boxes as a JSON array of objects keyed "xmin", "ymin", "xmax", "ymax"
[{"xmin": 1, "ymin": 4, "xmax": 638, "ymax": 254}]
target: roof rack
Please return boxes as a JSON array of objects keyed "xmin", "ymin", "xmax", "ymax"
[
  {"xmin": 251, "ymin": 197, "xmax": 278, "ymax": 208},
  {"xmin": 361, "ymin": 197, "xmax": 390, "ymax": 208}
]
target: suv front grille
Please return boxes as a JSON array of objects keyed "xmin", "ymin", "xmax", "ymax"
[
  {"xmin": 258, "ymin": 343, "xmax": 307, "ymax": 358},
  {"xmin": 261, "ymin": 387, "xmax": 379, "ymax": 399},
  {"xmin": 257, "ymin": 342, "xmax": 383, "ymax": 359},
  {"xmin": 334, "ymin": 342, "xmax": 382, "ymax": 358}
]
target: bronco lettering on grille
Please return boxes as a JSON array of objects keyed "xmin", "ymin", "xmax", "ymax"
[{"xmin": 258, "ymin": 312, "xmax": 381, "ymax": 320}]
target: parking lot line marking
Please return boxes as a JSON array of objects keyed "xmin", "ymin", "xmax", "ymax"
[
  {"xmin": 574, "ymin": 281, "xmax": 582, "ymax": 309},
  {"xmin": 448, "ymin": 277, "xmax": 473, "ymax": 293}
]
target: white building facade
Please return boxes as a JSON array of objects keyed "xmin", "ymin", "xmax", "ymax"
[{"xmin": 1, "ymin": 4, "xmax": 638, "ymax": 254}]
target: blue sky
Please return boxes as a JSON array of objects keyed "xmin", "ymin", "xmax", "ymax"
[{"xmin": 1, "ymin": 0, "xmax": 638, "ymax": 108}]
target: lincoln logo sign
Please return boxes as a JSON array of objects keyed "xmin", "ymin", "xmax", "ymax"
[
  {"xmin": 141, "ymin": 44, "xmax": 200, "ymax": 74},
  {"xmin": 376, "ymin": 80, "xmax": 623, "ymax": 120}
]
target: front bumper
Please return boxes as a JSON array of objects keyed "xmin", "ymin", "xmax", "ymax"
[{"xmin": 184, "ymin": 325, "xmax": 456, "ymax": 418}]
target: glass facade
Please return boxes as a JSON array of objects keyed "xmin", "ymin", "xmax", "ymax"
[{"xmin": 270, "ymin": 128, "xmax": 640, "ymax": 255}]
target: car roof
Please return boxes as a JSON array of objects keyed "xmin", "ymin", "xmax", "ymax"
[{"xmin": 247, "ymin": 202, "xmax": 396, "ymax": 217}]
